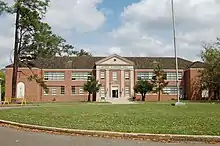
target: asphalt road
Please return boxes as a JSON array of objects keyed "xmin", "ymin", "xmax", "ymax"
[{"xmin": 0, "ymin": 126, "xmax": 218, "ymax": 146}]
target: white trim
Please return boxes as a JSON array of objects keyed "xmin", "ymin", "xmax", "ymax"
[{"xmin": 95, "ymin": 54, "xmax": 134, "ymax": 65}]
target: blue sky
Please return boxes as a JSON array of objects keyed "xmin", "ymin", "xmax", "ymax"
[{"xmin": 0, "ymin": 0, "xmax": 220, "ymax": 68}]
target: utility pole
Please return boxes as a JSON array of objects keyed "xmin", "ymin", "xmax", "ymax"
[{"xmin": 171, "ymin": 0, "xmax": 184, "ymax": 105}]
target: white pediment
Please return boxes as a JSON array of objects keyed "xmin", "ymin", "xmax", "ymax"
[{"xmin": 96, "ymin": 54, "xmax": 134, "ymax": 65}]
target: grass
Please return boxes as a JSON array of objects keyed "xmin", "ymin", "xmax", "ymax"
[{"xmin": 0, "ymin": 102, "xmax": 220, "ymax": 136}]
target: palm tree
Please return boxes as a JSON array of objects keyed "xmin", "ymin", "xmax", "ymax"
[{"xmin": 83, "ymin": 76, "xmax": 101, "ymax": 102}]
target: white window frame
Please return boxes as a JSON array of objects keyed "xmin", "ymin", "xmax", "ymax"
[
  {"xmin": 125, "ymin": 72, "xmax": 129, "ymax": 80},
  {"xmin": 44, "ymin": 89, "xmax": 48, "ymax": 95},
  {"xmin": 113, "ymin": 72, "xmax": 117, "ymax": 81},
  {"xmin": 44, "ymin": 72, "xmax": 65, "ymax": 81},
  {"xmin": 100, "ymin": 71, "xmax": 105, "ymax": 79},
  {"xmin": 72, "ymin": 72, "xmax": 91, "ymax": 80},
  {"xmin": 71, "ymin": 86, "xmax": 76, "ymax": 95},
  {"xmin": 163, "ymin": 87, "xmax": 177, "ymax": 95},
  {"xmin": 166, "ymin": 72, "xmax": 182, "ymax": 81},
  {"xmin": 60, "ymin": 86, "xmax": 65, "ymax": 95},
  {"xmin": 125, "ymin": 87, "xmax": 130, "ymax": 97},
  {"xmin": 79, "ymin": 87, "xmax": 84, "ymax": 95},
  {"xmin": 137, "ymin": 72, "xmax": 154, "ymax": 80},
  {"xmin": 100, "ymin": 87, "xmax": 105, "ymax": 98},
  {"xmin": 52, "ymin": 88, "xmax": 56, "ymax": 96}
]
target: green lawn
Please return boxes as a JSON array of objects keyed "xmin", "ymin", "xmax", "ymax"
[{"xmin": 0, "ymin": 102, "xmax": 220, "ymax": 136}]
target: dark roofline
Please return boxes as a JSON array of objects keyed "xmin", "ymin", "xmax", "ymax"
[
  {"xmin": 5, "ymin": 56, "xmax": 198, "ymax": 70},
  {"xmin": 187, "ymin": 61, "xmax": 204, "ymax": 69}
]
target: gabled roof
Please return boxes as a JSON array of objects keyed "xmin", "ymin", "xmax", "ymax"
[
  {"xmin": 95, "ymin": 54, "xmax": 135, "ymax": 65},
  {"xmin": 187, "ymin": 61, "xmax": 204, "ymax": 68},
  {"xmin": 6, "ymin": 55, "xmax": 203, "ymax": 70}
]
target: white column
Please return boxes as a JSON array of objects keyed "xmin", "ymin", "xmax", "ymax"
[
  {"xmin": 106, "ymin": 69, "xmax": 109, "ymax": 99},
  {"xmin": 130, "ymin": 69, "xmax": 134, "ymax": 98},
  {"xmin": 96, "ymin": 69, "xmax": 100, "ymax": 101},
  {"xmin": 121, "ymin": 69, "xmax": 124, "ymax": 98}
]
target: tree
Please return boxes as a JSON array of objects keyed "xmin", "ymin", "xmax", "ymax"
[
  {"xmin": 134, "ymin": 80, "xmax": 153, "ymax": 101},
  {"xmin": 0, "ymin": 0, "xmax": 82, "ymax": 101},
  {"xmin": 199, "ymin": 38, "xmax": 220, "ymax": 100},
  {"xmin": 151, "ymin": 62, "xmax": 169, "ymax": 101},
  {"xmin": 0, "ymin": 71, "xmax": 5, "ymax": 101},
  {"xmin": 76, "ymin": 49, "xmax": 92, "ymax": 57},
  {"xmin": 83, "ymin": 76, "xmax": 101, "ymax": 102}
]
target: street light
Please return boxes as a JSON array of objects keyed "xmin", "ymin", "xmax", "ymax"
[{"xmin": 171, "ymin": 0, "xmax": 184, "ymax": 106}]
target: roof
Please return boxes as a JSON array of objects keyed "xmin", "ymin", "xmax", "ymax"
[
  {"xmin": 5, "ymin": 55, "xmax": 204, "ymax": 70},
  {"xmin": 187, "ymin": 61, "xmax": 205, "ymax": 68}
]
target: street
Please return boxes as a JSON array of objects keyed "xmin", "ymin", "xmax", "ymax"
[{"xmin": 0, "ymin": 126, "xmax": 218, "ymax": 146}]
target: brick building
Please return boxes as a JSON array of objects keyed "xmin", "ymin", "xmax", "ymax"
[{"xmin": 5, "ymin": 54, "xmax": 205, "ymax": 102}]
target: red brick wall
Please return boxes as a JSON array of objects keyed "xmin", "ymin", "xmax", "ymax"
[
  {"xmin": 184, "ymin": 68, "xmax": 203, "ymax": 100},
  {"xmin": 5, "ymin": 68, "xmax": 92, "ymax": 102},
  {"xmin": 5, "ymin": 67, "xmax": 203, "ymax": 102},
  {"xmin": 5, "ymin": 68, "xmax": 41, "ymax": 102}
]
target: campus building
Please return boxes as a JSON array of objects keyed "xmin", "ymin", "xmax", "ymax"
[{"xmin": 5, "ymin": 54, "xmax": 205, "ymax": 102}]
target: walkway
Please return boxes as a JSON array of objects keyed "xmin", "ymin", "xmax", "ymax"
[{"xmin": 0, "ymin": 126, "xmax": 217, "ymax": 146}]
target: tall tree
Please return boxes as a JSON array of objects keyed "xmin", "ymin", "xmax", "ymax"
[
  {"xmin": 76, "ymin": 49, "xmax": 92, "ymax": 57},
  {"xmin": 134, "ymin": 80, "xmax": 153, "ymax": 101},
  {"xmin": 83, "ymin": 76, "xmax": 101, "ymax": 102},
  {"xmin": 151, "ymin": 62, "xmax": 169, "ymax": 101},
  {"xmin": 0, "ymin": 71, "xmax": 5, "ymax": 101},
  {"xmin": 199, "ymin": 38, "xmax": 220, "ymax": 100},
  {"xmin": 0, "ymin": 0, "xmax": 80, "ymax": 101}
]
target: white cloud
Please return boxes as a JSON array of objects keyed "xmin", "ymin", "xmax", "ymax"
[
  {"xmin": 46, "ymin": 0, "xmax": 106, "ymax": 33},
  {"xmin": 108, "ymin": 47, "xmax": 121, "ymax": 55},
  {"xmin": 110, "ymin": 0, "xmax": 220, "ymax": 61},
  {"xmin": 0, "ymin": 0, "xmax": 106, "ymax": 68}
]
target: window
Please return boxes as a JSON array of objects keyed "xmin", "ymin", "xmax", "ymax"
[
  {"xmin": 125, "ymin": 72, "xmax": 129, "ymax": 80},
  {"xmin": 100, "ymin": 87, "xmax": 105, "ymax": 98},
  {"xmin": 137, "ymin": 72, "xmax": 154, "ymax": 80},
  {"xmin": 125, "ymin": 87, "xmax": 130, "ymax": 97},
  {"xmin": 52, "ymin": 88, "xmax": 56, "ymax": 95},
  {"xmin": 101, "ymin": 71, "xmax": 105, "ymax": 79},
  {"xmin": 178, "ymin": 72, "xmax": 183, "ymax": 80},
  {"xmin": 44, "ymin": 72, "xmax": 65, "ymax": 81},
  {"xmin": 166, "ymin": 72, "xmax": 182, "ymax": 81},
  {"xmin": 44, "ymin": 89, "xmax": 48, "ymax": 95},
  {"xmin": 72, "ymin": 72, "xmax": 91, "ymax": 80},
  {"xmin": 113, "ymin": 72, "xmax": 117, "ymax": 81},
  {"xmin": 163, "ymin": 87, "xmax": 177, "ymax": 95},
  {"xmin": 71, "ymin": 86, "xmax": 76, "ymax": 95},
  {"xmin": 60, "ymin": 86, "xmax": 65, "ymax": 95},
  {"xmin": 79, "ymin": 87, "xmax": 84, "ymax": 95}
]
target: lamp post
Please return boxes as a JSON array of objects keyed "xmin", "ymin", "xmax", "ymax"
[{"xmin": 171, "ymin": 0, "xmax": 184, "ymax": 105}]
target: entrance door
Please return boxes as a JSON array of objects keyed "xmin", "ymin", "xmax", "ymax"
[
  {"xmin": 17, "ymin": 82, "xmax": 25, "ymax": 98},
  {"xmin": 112, "ymin": 90, "xmax": 118, "ymax": 98}
]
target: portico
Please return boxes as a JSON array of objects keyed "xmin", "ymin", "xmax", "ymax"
[{"xmin": 95, "ymin": 54, "xmax": 135, "ymax": 101}]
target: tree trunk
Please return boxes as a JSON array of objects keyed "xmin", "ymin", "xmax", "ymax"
[
  {"xmin": 11, "ymin": 6, "xmax": 20, "ymax": 103},
  {"xmin": 158, "ymin": 91, "xmax": 161, "ymax": 101},
  {"xmin": 141, "ymin": 93, "xmax": 145, "ymax": 101},
  {"xmin": 87, "ymin": 93, "xmax": 91, "ymax": 102},
  {"xmin": 92, "ymin": 93, "xmax": 96, "ymax": 101}
]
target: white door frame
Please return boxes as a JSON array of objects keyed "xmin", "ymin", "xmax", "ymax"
[{"xmin": 17, "ymin": 82, "xmax": 25, "ymax": 98}]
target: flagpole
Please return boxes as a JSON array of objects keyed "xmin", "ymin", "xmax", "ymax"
[{"xmin": 171, "ymin": 0, "xmax": 182, "ymax": 105}]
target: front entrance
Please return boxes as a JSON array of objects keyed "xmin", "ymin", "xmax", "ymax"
[{"xmin": 112, "ymin": 90, "xmax": 118, "ymax": 98}]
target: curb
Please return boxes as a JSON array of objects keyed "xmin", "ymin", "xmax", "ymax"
[{"xmin": 0, "ymin": 120, "xmax": 220, "ymax": 143}]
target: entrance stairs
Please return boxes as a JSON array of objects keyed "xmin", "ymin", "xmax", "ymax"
[{"xmin": 105, "ymin": 97, "xmax": 137, "ymax": 104}]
